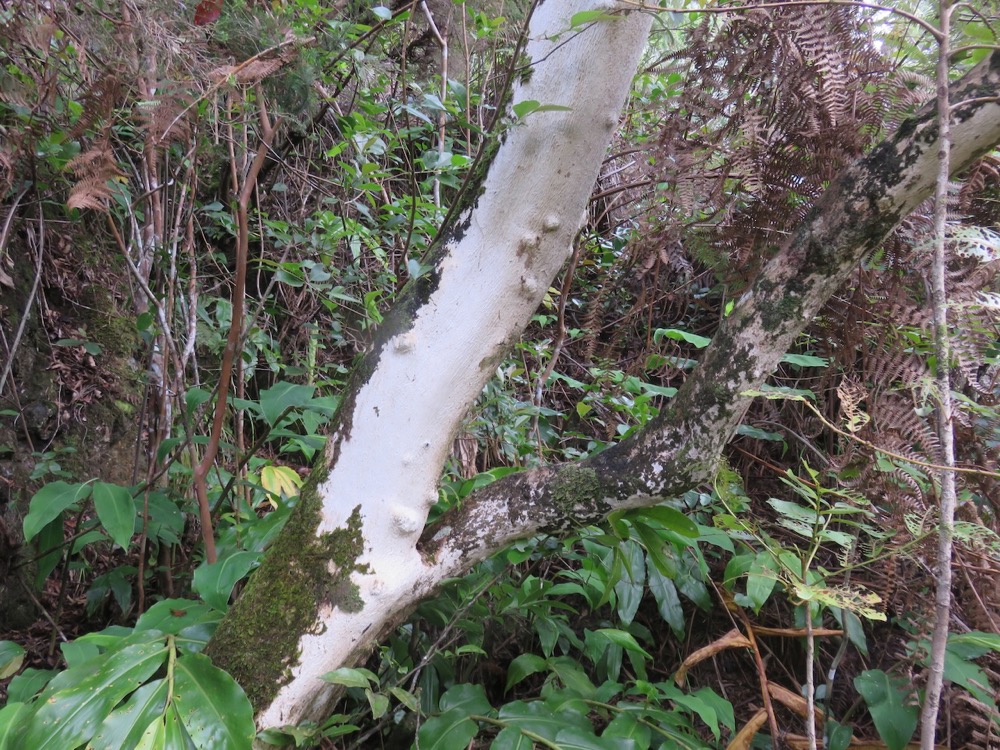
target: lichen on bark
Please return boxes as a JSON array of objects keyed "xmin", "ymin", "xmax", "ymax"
[{"xmin": 204, "ymin": 466, "xmax": 367, "ymax": 713}]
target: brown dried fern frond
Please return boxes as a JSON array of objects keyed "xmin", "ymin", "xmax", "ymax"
[{"xmin": 65, "ymin": 141, "xmax": 125, "ymax": 212}]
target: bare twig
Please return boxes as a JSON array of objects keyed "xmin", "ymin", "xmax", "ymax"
[{"xmin": 0, "ymin": 195, "xmax": 42, "ymax": 400}]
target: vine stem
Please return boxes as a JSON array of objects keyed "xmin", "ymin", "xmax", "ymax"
[{"xmin": 920, "ymin": 0, "xmax": 957, "ymax": 746}]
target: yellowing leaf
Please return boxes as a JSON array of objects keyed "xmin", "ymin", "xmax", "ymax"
[{"xmin": 260, "ymin": 465, "xmax": 303, "ymax": 506}]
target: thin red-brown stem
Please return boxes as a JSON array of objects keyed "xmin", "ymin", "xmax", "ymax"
[{"xmin": 192, "ymin": 93, "xmax": 276, "ymax": 564}]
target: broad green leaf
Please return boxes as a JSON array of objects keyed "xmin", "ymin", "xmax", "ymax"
[
  {"xmin": 854, "ymin": 670, "xmax": 918, "ymax": 750},
  {"xmin": 321, "ymin": 667, "xmax": 378, "ymax": 689},
  {"xmin": 92, "ymin": 481, "xmax": 136, "ymax": 549},
  {"xmin": 89, "ymin": 678, "xmax": 169, "ymax": 750},
  {"xmin": 657, "ymin": 683, "xmax": 722, "ymax": 739},
  {"xmin": 135, "ymin": 600, "xmax": 217, "ymax": 635},
  {"xmin": 61, "ymin": 638, "xmax": 101, "ymax": 668},
  {"xmin": 259, "ymin": 382, "xmax": 316, "ymax": 427},
  {"xmin": 596, "ymin": 629, "xmax": 652, "ymax": 660},
  {"xmin": 569, "ymin": 9, "xmax": 618, "ymax": 26},
  {"xmin": 34, "ymin": 514, "xmax": 66, "ymax": 587},
  {"xmin": 6, "ymin": 668, "xmax": 56, "ymax": 702},
  {"xmin": 0, "ymin": 641, "xmax": 25, "ymax": 679},
  {"xmin": 506, "ymin": 653, "xmax": 548, "ymax": 691},
  {"xmin": 162, "ymin": 703, "xmax": 198, "ymax": 750},
  {"xmin": 653, "ymin": 328, "xmax": 711, "ymax": 348},
  {"xmin": 132, "ymin": 716, "xmax": 166, "ymax": 750},
  {"xmin": 498, "ymin": 700, "xmax": 592, "ymax": 741},
  {"xmin": 648, "ymin": 566, "xmax": 684, "ymax": 638},
  {"xmin": 614, "ymin": 541, "xmax": 645, "ymax": 625},
  {"xmin": 747, "ymin": 554, "xmax": 779, "ymax": 613},
  {"xmin": 0, "ymin": 703, "xmax": 26, "ymax": 750},
  {"xmin": 439, "ymin": 683, "xmax": 492, "ymax": 715},
  {"xmin": 633, "ymin": 506, "xmax": 698, "ymax": 538},
  {"xmin": 388, "ymin": 686, "xmax": 420, "ymax": 712},
  {"xmin": 23, "ymin": 482, "xmax": 89, "ymax": 542},
  {"xmin": 192, "ymin": 551, "xmax": 260, "ymax": 611},
  {"xmin": 780, "ymin": 353, "xmax": 828, "ymax": 367},
  {"xmin": 943, "ymin": 642, "xmax": 993, "ymax": 707},
  {"xmin": 511, "ymin": 100, "xmax": 572, "ymax": 119},
  {"xmin": 950, "ymin": 631, "xmax": 1000, "ymax": 654},
  {"xmin": 602, "ymin": 713, "xmax": 651, "ymax": 749},
  {"xmin": 172, "ymin": 653, "xmax": 255, "ymax": 749},
  {"xmin": 553, "ymin": 726, "xmax": 638, "ymax": 749},
  {"xmin": 365, "ymin": 689, "xmax": 390, "ymax": 718},
  {"xmin": 371, "ymin": 5, "xmax": 391, "ymax": 20},
  {"xmin": 18, "ymin": 633, "xmax": 168, "ymax": 750},
  {"xmin": 491, "ymin": 726, "xmax": 533, "ymax": 750},
  {"xmin": 826, "ymin": 718, "xmax": 853, "ymax": 750},
  {"xmin": 416, "ymin": 708, "xmax": 479, "ymax": 750},
  {"xmin": 547, "ymin": 656, "xmax": 597, "ymax": 698},
  {"xmin": 633, "ymin": 523, "xmax": 678, "ymax": 579}
]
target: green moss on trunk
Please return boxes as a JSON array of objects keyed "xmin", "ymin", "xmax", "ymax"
[{"xmin": 204, "ymin": 464, "xmax": 367, "ymax": 713}]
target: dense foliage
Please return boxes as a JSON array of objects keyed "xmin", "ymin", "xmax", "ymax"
[{"xmin": 0, "ymin": 0, "xmax": 998, "ymax": 747}]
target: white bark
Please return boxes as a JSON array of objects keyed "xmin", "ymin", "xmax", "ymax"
[{"xmin": 254, "ymin": 0, "xmax": 653, "ymax": 728}]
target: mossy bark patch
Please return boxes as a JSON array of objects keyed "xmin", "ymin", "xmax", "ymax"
[{"xmin": 204, "ymin": 468, "xmax": 367, "ymax": 714}]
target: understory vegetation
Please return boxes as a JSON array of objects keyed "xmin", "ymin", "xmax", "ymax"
[{"xmin": 1, "ymin": 0, "xmax": 999, "ymax": 747}]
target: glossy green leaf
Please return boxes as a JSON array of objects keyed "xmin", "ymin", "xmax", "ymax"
[
  {"xmin": 553, "ymin": 726, "xmax": 638, "ymax": 749},
  {"xmin": 192, "ymin": 551, "xmax": 259, "ymax": 611},
  {"xmin": 633, "ymin": 506, "xmax": 699, "ymax": 538},
  {"xmin": 439, "ymin": 683, "xmax": 492, "ymax": 715},
  {"xmin": 92, "ymin": 481, "xmax": 136, "ymax": 549},
  {"xmin": 23, "ymin": 482, "xmax": 89, "ymax": 542},
  {"xmin": 416, "ymin": 708, "xmax": 479, "ymax": 750},
  {"xmin": 780, "ymin": 353, "xmax": 828, "ymax": 367},
  {"xmin": 89, "ymin": 678, "xmax": 168, "ymax": 750},
  {"xmin": 17, "ymin": 632, "xmax": 168, "ymax": 750},
  {"xmin": 569, "ymin": 9, "xmax": 618, "ymax": 27},
  {"xmin": 259, "ymin": 382, "xmax": 316, "ymax": 427},
  {"xmin": 596, "ymin": 629, "xmax": 652, "ymax": 660},
  {"xmin": 826, "ymin": 718, "xmax": 853, "ymax": 750},
  {"xmin": 854, "ymin": 670, "xmax": 917, "ymax": 750},
  {"xmin": 163, "ymin": 703, "xmax": 198, "ymax": 750},
  {"xmin": 498, "ymin": 700, "xmax": 592, "ymax": 741},
  {"xmin": 547, "ymin": 656, "xmax": 597, "ymax": 698},
  {"xmin": 172, "ymin": 653, "xmax": 255, "ymax": 750},
  {"xmin": 648, "ymin": 565, "xmax": 684, "ymax": 638},
  {"xmin": 365, "ymin": 689, "xmax": 390, "ymax": 718},
  {"xmin": 135, "ymin": 599, "xmax": 218, "ymax": 635},
  {"xmin": 653, "ymin": 328, "xmax": 711, "ymax": 348},
  {"xmin": 491, "ymin": 725, "xmax": 533, "ymax": 750},
  {"xmin": 602, "ymin": 713, "xmax": 651, "ymax": 750},
  {"xmin": 747, "ymin": 554, "xmax": 779, "ymax": 613},
  {"xmin": 506, "ymin": 653, "xmax": 547, "ymax": 691},
  {"xmin": 0, "ymin": 703, "xmax": 26, "ymax": 750},
  {"xmin": 0, "ymin": 641, "xmax": 25, "ymax": 679},
  {"xmin": 388, "ymin": 686, "xmax": 420, "ymax": 712},
  {"xmin": 6, "ymin": 667, "xmax": 56, "ymax": 703},
  {"xmin": 34, "ymin": 514, "xmax": 65, "ymax": 588},
  {"xmin": 320, "ymin": 667, "xmax": 378, "ymax": 689}
]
